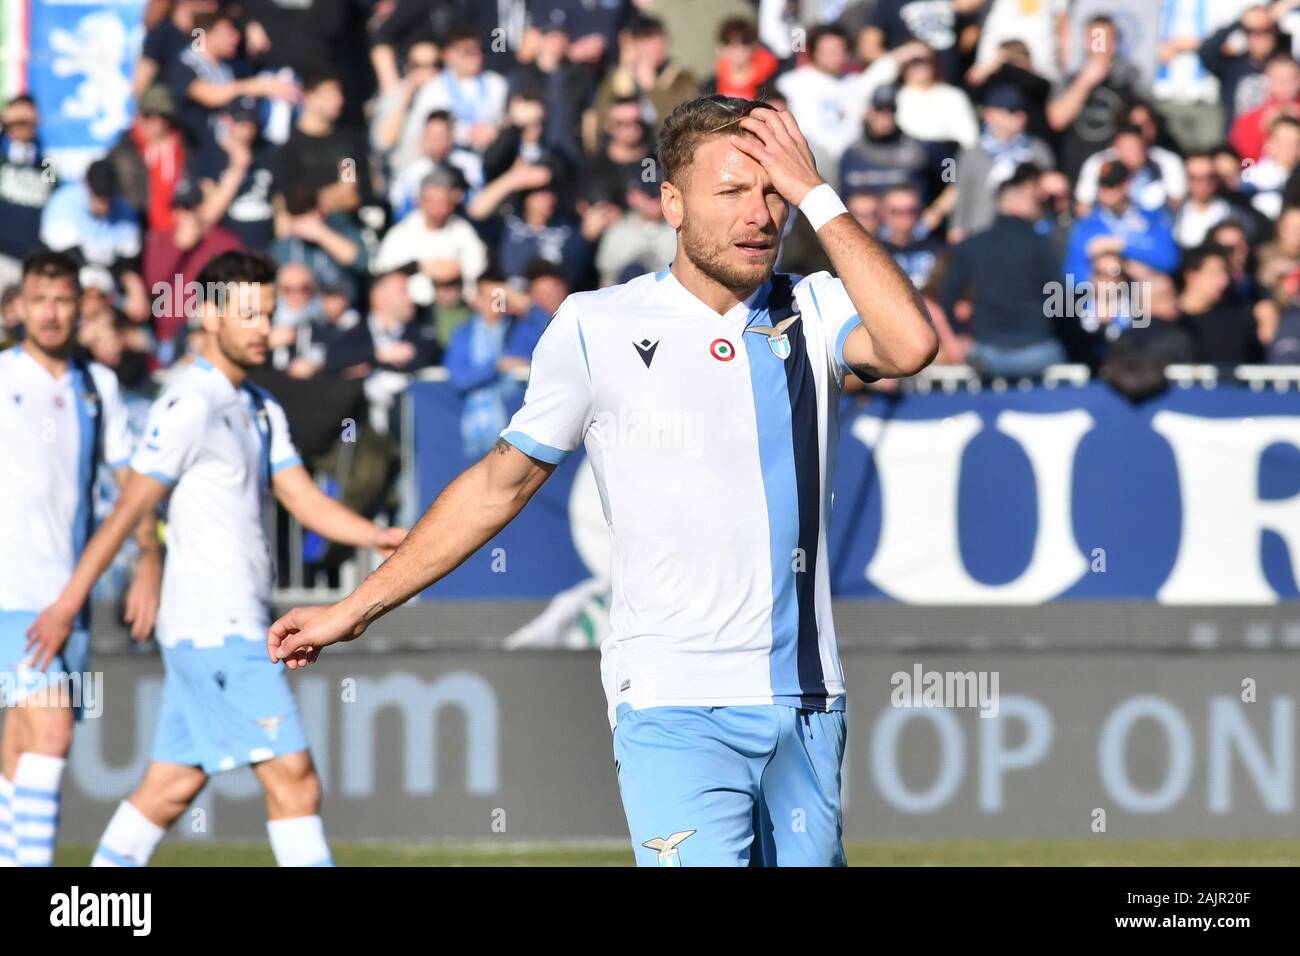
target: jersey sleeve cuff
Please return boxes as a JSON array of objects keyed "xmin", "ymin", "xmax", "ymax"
[
  {"xmin": 501, "ymin": 430, "xmax": 570, "ymax": 465},
  {"xmin": 141, "ymin": 469, "xmax": 177, "ymax": 487},
  {"xmin": 271, "ymin": 456, "xmax": 303, "ymax": 475}
]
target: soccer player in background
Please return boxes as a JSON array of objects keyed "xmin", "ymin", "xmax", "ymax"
[
  {"xmin": 0, "ymin": 251, "xmax": 161, "ymax": 867},
  {"xmin": 267, "ymin": 96, "xmax": 937, "ymax": 866},
  {"xmin": 27, "ymin": 251, "xmax": 405, "ymax": 867}
]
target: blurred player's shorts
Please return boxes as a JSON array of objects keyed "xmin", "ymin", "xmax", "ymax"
[
  {"xmin": 152, "ymin": 634, "xmax": 310, "ymax": 774},
  {"xmin": 0, "ymin": 610, "xmax": 92, "ymax": 719}
]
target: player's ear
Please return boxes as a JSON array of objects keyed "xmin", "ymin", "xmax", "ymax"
[{"xmin": 661, "ymin": 180, "xmax": 683, "ymax": 230}]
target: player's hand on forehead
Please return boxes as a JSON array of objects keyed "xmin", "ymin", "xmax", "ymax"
[{"xmin": 729, "ymin": 107, "xmax": 822, "ymax": 206}]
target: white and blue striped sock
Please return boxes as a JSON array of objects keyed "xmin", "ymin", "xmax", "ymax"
[
  {"xmin": 267, "ymin": 815, "xmax": 333, "ymax": 867},
  {"xmin": 0, "ymin": 775, "xmax": 15, "ymax": 866},
  {"xmin": 13, "ymin": 752, "xmax": 64, "ymax": 867},
  {"xmin": 92, "ymin": 800, "xmax": 165, "ymax": 867}
]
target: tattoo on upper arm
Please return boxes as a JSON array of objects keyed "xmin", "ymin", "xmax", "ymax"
[{"xmin": 493, "ymin": 438, "xmax": 511, "ymax": 455}]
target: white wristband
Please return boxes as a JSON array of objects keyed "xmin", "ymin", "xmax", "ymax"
[{"xmin": 798, "ymin": 183, "xmax": 848, "ymax": 231}]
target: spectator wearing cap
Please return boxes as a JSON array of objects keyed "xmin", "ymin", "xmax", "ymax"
[
  {"xmin": 1174, "ymin": 151, "xmax": 1237, "ymax": 248},
  {"xmin": 188, "ymin": 96, "xmax": 277, "ymax": 250},
  {"xmin": 1047, "ymin": 15, "xmax": 1150, "ymax": 182},
  {"xmin": 1229, "ymin": 52, "xmax": 1300, "ymax": 162},
  {"xmin": 580, "ymin": 96, "xmax": 655, "ymax": 207},
  {"xmin": 396, "ymin": 25, "xmax": 509, "ymax": 169},
  {"xmin": 950, "ymin": 84, "xmax": 1054, "ymax": 242},
  {"xmin": 0, "ymin": 95, "xmax": 53, "ymax": 289},
  {"xmin": 940, "ymin": 166, "xmax": 1067, "ymax": 379},
  {"xmin": 1076, "ymin": 124, "xmax": 1188, "ymax": 215},
  {"xmin": 589, "ymin": 15, "xmax": 698, "ymax": 141},
  {"xmin": 708, "ymin": 17, "xmax": 779, "ymax": 101},
  {"xmin": 142, "ymin": 176, "xmax": 242, "ymax": 363},
  {"xmin": 40, "ymin": 159, "xmax": 149, "ymax": 323},
  {"xmin": 595, "ymin": 176, "xmax": 676, "ymax": 287},
  {"xmin": 776, "ymin": 25, "xmax": 872, "ymax": 171},
  {"xmin": 272, "ymin": 70, "xmax": 372, "ymax": 225},
  {"xmin": 270, "ymin": 182, "xmax": 368, "ymax": 305},
  {"xmin": 374, "ymin": 167, "xmax": 487, "ymax": 300},
  {"xmin": 1200, "ymin": 3, "xmax": 1293, "ymax": 131},
  {"xmin": 446, "ymin": 269, "xmax": 546, "ymax": 458},
  {"xmin": 965, "ymin": 39, "xmax": 1055, "ymax": 144},
  {"xmin": 1065, "ymin": 160, "xmax": 1181, "ymax": 288},
  {"xmin": 838, "ymin": 84, "xmax": 937, "ymax": 201},
  {"xmin": 507, "ymin": 21, "xmax": 595, "ymax": 161},
  {"xmin": 387, "ymin": 110, "xmax": 484, "ymax": 222},
  {"xmin": 163, "ymin": 9, "xmax": 297, "ymax": 148},
  {"xmin": 108, "ymin": 84, "xmax": 186, "ymax": 233}
]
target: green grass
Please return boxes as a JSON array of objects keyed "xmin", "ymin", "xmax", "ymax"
[{"xmin": 53, "ymin": 839, "xmax": 1300, "ymax": 867}]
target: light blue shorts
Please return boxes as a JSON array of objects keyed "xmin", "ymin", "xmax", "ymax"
[
  {"xmin": 0, "ymin": 609, "xmax": 92, "ymax": 718},
  {"xmin": 612, "ymin": 703, "xmax": 847, "ymax": 867},
  {"xmin": 152, "ymin": 635, "xmax": 309, "ymax": 775}
]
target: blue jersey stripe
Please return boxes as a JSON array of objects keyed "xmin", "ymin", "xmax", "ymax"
[{"xmin": 742, "ymin": 283, "xmax": 803, "ymax": 701}]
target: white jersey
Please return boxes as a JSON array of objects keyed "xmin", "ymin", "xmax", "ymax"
[
  {"xmin": 501, "ymin": 269, "xmax": 860, "ymax": 726},
  {"xmin": 130, "ymin": 358, "xmax": 301, "ymax": 648},
  {"xmin": 0, "ymin": 346, "xmax": 132, "ymax": 613}
]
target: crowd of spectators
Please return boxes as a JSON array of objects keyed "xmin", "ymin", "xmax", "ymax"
[{"xmin": 5, "ymin": 0, "xmax": 1300, "ymax": 415}]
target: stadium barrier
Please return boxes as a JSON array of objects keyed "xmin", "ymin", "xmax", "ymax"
[{"xmin": 59, "ymin": 645, "xmax": 1300, "ymax": 842}]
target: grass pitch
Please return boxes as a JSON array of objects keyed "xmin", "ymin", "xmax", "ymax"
[{"xmin": 53, "ymin": 839, "xmax": 1300, "ymax": 867}]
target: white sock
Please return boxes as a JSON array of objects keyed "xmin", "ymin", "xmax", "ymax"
[
  {"xmin": 13, "ymin": 752, "xmax": 64, "ymax": 867},
  {"xmin": 92, "ymin": 800, "xmax": 166, "ymax": 867},
  {"xmin": 0, "ymin": 776, "xmax": 14, "ymax": 866},
  {"xmin": 267, "ymin": 815, "xmax": 333, "ymax": 867}
]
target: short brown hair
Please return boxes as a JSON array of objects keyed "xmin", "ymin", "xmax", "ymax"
[{"xmin": 657, "ymin": 94, "xmax": 766, "ymax": 187}]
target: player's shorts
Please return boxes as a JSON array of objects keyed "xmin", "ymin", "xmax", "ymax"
[
  {"xmin": 151, "ymin": 634, "xmax": 310, "ymax": 775},
  {"xmin": 612, "ymin": 703, "xmax": 847, "ymax": 867},
  {"xmin": 0, "ymin": 609, "xmax": 92, "ymax": 719}
]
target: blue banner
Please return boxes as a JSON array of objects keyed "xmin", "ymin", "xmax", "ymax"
[
  {"xmin": 410, "ymin": 381, "xmax": 1300, "ymax": 604},
  {"xmin": 27, "ymin": 0, "xmax": 145, "ymax": 173}
]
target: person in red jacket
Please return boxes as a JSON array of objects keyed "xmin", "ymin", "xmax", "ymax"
[
  {"xmin": 711, "ymin": 16, "xmax": 779, "ymax": 101},
  {"xmin": 1229, "ymin": 52, "xmax": 1300, "ymax": 163}
]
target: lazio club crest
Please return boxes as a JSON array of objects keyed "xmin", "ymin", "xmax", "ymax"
[
  {"xmin": 642, "ymin": 830, "xmax": 696, "ymax": 867},
  {"xmin": 745, "ymin": 314, "xmax": 798, "ymax": 360}
]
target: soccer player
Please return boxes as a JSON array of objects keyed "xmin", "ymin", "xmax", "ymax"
[
  {"xmin": 27, "ymin": 251, "xmax": 405, "ymax": 867},
  {"xmin": 267, "ymin": 96, "xmax": 937, "ymax": 866},
  {"xmin": 0, "ymin": 251, "xmax": 161, "ymax": 868}
]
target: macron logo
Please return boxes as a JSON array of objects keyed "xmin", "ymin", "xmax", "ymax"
[{"xmin": 50, "ymin": 886, "xmax": 151, "ymax": 937}]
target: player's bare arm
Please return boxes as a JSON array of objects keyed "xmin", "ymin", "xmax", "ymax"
[
  {"xmin": 271, "ymin": 463, "xmax": 408, "ymax": 557},
  {"xmin": 268, "ymin": 439, "xmax": 554, "ymax": 668},
  {"xmin": 730, "ymin": 107, "xmax": 938, "ymax": 380},
  {"xmin": 26, "ymin": 471, "xmax": 171, "ymax": 670},
  {"xmin": 115, "ymin": 465, "xmax": 164, "ymax": 642}
]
